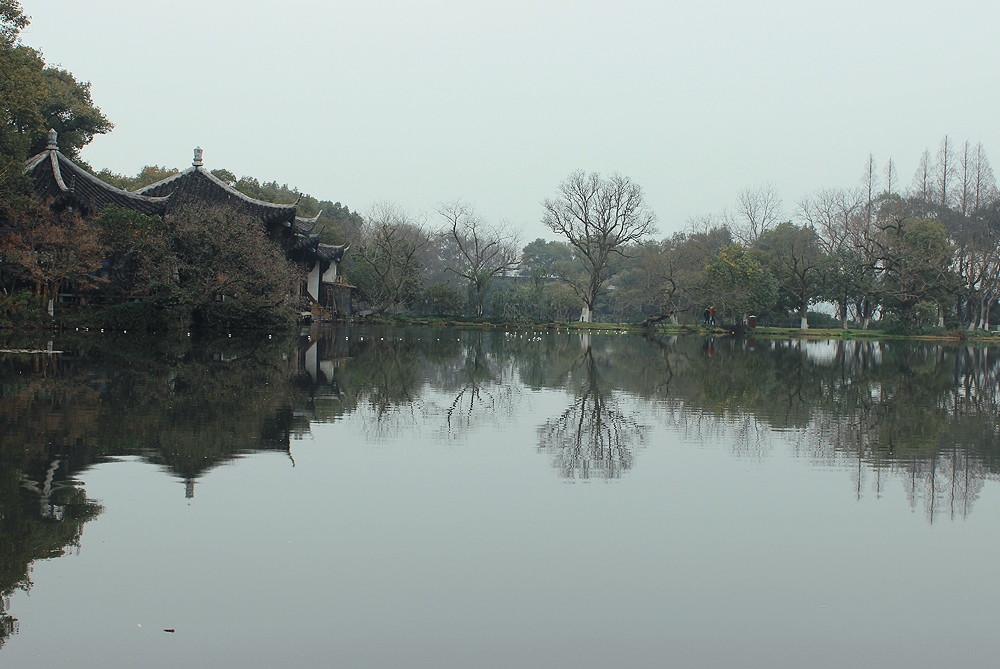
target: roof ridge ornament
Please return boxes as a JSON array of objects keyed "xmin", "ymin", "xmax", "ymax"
[
  {"xmin": 46, "ymin": 128, "xmax": 58, "ymax": 150},
  {"xmin": 193, "ymin": 146, "xmax": 203, "ymax": 167}
]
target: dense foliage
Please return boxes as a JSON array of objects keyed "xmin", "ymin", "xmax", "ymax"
[{"xmin": 0, "ymin": 2, "xmax": 110, "ymax": 219}]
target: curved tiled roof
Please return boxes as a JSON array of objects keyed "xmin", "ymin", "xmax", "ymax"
[
  {"xmin": 294, "ymin": 209, "xmax": 322, "ymax": 234},
  {"xmin": 24, "ymin": 131, "xmax": 169, "ymax": 216},
  {"xmin": 23, "ymin": 137, "xmax": 351, "ymax": 273},
  {"xmin": 288, "ymin": 233, "xmax": 321, "ymax": 252},
  {"xmin": 318, "ymin": 243, "xmax": 349, "ymax": 263},
  {"xmin": 137, "ymin": 162, "xmax": 297, "ymax": 229}
]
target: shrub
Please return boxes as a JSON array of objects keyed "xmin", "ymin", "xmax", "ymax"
[
  {"xmin": 423, "ymin": 282, "xmax": 463, "ymax": 316},
  {"xmin": 0, "ymin": 289, "xmax": 46, "ymax": 326}
]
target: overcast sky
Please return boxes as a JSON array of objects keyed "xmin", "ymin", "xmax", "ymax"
[{"xmin": 20, "ymin": 0, "xmax": 1000, "ymax": 242}]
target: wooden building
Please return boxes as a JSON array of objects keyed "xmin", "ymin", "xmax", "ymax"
[{"xmin": 24, "ymin": 133, "xmax": 351, "ymax": 317}]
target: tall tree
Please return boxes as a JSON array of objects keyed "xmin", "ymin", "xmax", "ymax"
[
  {"xmin": 936, "ymin": 135, "xmax": 956, "ymax": 209},
  {"xmin": 542, "ymin": 171, "xmax": 657, "ymax": 322},
  {"xmin": 957, "ymin": 140, "xmax": 973, "ymax": 216},
  {"xmin": 912, "ymin": 149, "xmax": 933, "ymax": 202},
  {"xmin": 861, "ymin": 154, "xmax": 878, "ymax": 226},
  {"xmin": 798, "ymin": 187, "xmax": 862, "ymax": 326},
  {"xmin": 884, "ymin": 157, "xmax": 897, "ymax": 197},
  {"xmin": 755, "ymin": 221, "xmax": 826, "ymax": 329},
  {"xmin": 874, "ymin": 216, "xmax": 955, "ymax": 325},
  {"xmin": 972, "ymin": 142, "xmax": 996, "ymax": 212},
  {"xmin": 0, "ymin": 0, "xmax": 28, "ymax": 46},
  {"xmin": 0, "ymin": 2, "xmax": 110, "ymax": 216},
  {"xmin": 436, "ymin": 199, "xmax": 520, "ymax": 317}
]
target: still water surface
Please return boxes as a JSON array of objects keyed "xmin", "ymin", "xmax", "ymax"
[{"xmin": 1, "ymin": 327, "xmax": 998, "ymax": 668}]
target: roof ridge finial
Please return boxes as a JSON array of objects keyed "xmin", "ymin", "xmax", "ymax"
[
  {"xmin": 193, "ymin": 146, "xmax": 203, "ymax": 167},
  {"xmin": 46, "ymin": 129, "xmax": 58, "ymax": 150}
]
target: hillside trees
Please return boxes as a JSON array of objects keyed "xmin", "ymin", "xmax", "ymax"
[{"xmin": 1, "ymin": 2, "xmax": 110, "ymax": 218}]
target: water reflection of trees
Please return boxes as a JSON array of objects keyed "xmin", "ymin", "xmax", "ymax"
[
  {"xmin": 307, "ymin": 328, "xmax": 523, "ymax": 442},
  {"xmin": 305, "ymin": 328, "xmax": 1000, "ymax": 512},
  {"xmin": 640, "ymin": 336, "xmax": 1000, "ymax": 522},
  {"xmin": 535, "ymin": 336, "xmax": 647, "ymax": 480}
]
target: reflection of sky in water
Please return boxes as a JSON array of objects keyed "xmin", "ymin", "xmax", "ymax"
[{"xmin": 4, "ymin": 332, "xmax": 1000, "ymax": 667}]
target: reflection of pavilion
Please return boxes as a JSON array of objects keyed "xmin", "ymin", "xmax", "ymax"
[
  {"xmin": 3, "ymin": 455, "xmax": 103, "ymax": 649},
  {"xmin": 293, "ymin": 327, "xmax": 355, "ymax": 430},
  {"xmin": 299, "ymin": 327, "xmax": 352, "ymax": 385}
]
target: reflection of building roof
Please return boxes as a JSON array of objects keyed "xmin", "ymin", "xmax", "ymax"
[
  {"xmin": 137, "ymin": 148, "xmax": 297, "ymax": 231},
  {"xmin": 24, "ymin": 130, "xmax": 169, "ymax": 216}
]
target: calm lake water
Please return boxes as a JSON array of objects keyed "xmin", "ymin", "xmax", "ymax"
[{"xmin": 1, "ymin": 326, "xmax": 999, "ymax": 668}]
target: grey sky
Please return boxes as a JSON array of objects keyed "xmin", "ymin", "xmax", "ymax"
[{"xmin": 21, "ymin": 0, "xmax": 1000, "ymax": 242}]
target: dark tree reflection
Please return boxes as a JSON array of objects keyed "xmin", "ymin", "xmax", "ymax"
[
  {"xmin": 537, "ymin": 336, "xmax": 647, "ymax": 480},
  {"xmin": 439, "ymin": 331, "xmax": 519, "ymax": 439}
]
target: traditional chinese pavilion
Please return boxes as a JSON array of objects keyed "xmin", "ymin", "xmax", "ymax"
[{"xmin": 24, "ymin": 131, "xmax": 351, "ymax": 317}]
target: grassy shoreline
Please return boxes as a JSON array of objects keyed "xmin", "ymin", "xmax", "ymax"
[
  {"xmin": 5, "ymin": 306, "xmax": 1000, "ymax": 343},
  {"xmin": 366, "ymin": 315, "xmax": 1000, "ymax": 342}
]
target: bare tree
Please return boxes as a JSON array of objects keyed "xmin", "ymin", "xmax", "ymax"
[
  {"xmin": 352, "ymin": 201, "xmax": 429, "ymax": 314},
  {"xmin": 860, "ymin": 154, "xmax": 878, "ymax": 228},
  {"xmin": 957, "ymin": 140, "xmax": 973, "ymax": 215},
  {"xmin": 542, "ymin": 171, "xmax": 657, "ymax": 322},
  {"xmin": 436, "ymin": 199, "xmax": 520, "ymax": 317},
  {"xmin": 912, "ymin": 148, "xmax": 933, "ymax": 201},
  {"xmin": 797, "ymin": 187, "xmax": 861, "ymax": 256},
  {"xmin": 726, "ymin": 183, "xmax": 783, "ymax": 244},
  {"xmin": 972, "ymin": 142, "xmax": 996, "ymax": 212},
  {"xmin": 936, "ymin": 135, "xmax": 956, "ymax": 208},
  {"xmin": 884, "ymin": 157, "xmax": 897, "ymax": 197}
]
